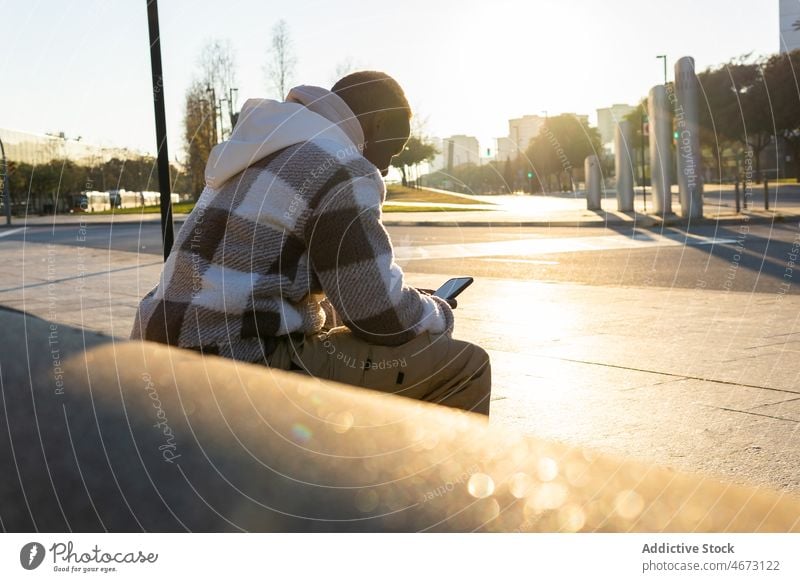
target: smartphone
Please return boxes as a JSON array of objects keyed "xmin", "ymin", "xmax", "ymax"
[{"xmin": 433, "ymin": 277, "xmax": 474, "ymax": 301}]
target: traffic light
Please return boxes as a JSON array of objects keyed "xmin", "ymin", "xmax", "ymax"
[
  {"xmin": 673, "ymin": 131, "xmax": 679, "ymax": 141},
  {"xmin": 527, "ymin": 171, "xmax": 534, "ymax": 179}
]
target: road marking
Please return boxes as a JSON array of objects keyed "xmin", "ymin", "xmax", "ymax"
[
  {"xmin": 395, "ymin": 232, "xmax": 737, "ymax": 261},
  {"xmin": 0, "ymin": 227, "xmax": 26, "ymax": 238}
]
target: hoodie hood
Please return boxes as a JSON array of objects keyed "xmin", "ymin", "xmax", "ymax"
[
  {"xmin": 204, "ymin": 86, "xmax": 364, "ymax": 190},
  {"xmin": 285, "ymin": 85, "xmax": 365, "ymax": 147}
]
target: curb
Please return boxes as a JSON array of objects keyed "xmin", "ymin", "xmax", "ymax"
[
  {"xmin": 382, "ymin": 213, "xmax": 797, "ymax": 228},
  {"xmin": 6, "ymin": 218, "xmax": 190, "ymax": 228},
  {"xmin": 6, "ymin": 213, "xmax": 798, "ymax": 230}
]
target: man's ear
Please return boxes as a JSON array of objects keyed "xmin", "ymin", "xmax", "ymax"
[{"xmin": 364, "ymin": 111, "xmax": 385, "ymax": 140}]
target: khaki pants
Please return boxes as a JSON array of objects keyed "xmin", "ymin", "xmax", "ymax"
[{"xmin": 267, "ymin": 327, "xmax": 491, "ymax": 416}]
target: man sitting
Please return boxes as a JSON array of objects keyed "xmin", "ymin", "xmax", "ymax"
[{"xmin": 131, "ymin": 71, "xmax": 491, "ymax": 416}]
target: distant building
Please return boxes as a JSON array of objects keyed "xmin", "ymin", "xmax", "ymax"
[
  {"xmin": 494, "ymin": 136, "xmax": 511, "ymax": 164},
  {"xmin": 496, "ymin": 113, "xmax": 596, "ymax": 162},
  {"xmin": 0, "ymin": 128, "xmax": 141, "ymax": 166},
  {"xmin": 573, "ymin": 114, "xmax": 590, "ymax": 127},
  {"xmin": 780, "ymin": 0, "xmax": 800, "ymax": 53},
  {"xmin": 429, "ymin": 137, "xmax": 445, "ymax": 170},
  {"xmin": 441, "ymin": 134, "xmax": 480, "ymax": 169},
  {"xmin": 496, "ymin": 115, "xmax": 546, "ymax": 162},
  {"xmin": 596, "ymin": 104, "xmax": 636, "ymax": 146}
]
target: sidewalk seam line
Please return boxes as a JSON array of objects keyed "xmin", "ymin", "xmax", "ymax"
[{"xmin": 534, "ymin": 354, "xmax": 799, "ymax": 396}]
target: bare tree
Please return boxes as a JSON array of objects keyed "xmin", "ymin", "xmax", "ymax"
[
  {"xmin": 332, "ymin": 57, "xmax": 357, "ymax": 83},
  {"xmin": 183, "ymin": 80, "xmax": 218, "ymax": 199},
  {"xmin": 198, "ymin": 38, "xmax": 238, "ymax": 139},
  {"xmin": 411, "ymin": 106, "xmax": 430, "ymax": 137},
  {"xmin": 199, "ymin": 38, "xmax": 237, "ymax": 98},
  {"xmin": 180, "ymin": 40, "xmax": 238, "ymax": 197},
  {"xmin": 265, "ymin": 19, "xmax": 297, "ymax": 99}
]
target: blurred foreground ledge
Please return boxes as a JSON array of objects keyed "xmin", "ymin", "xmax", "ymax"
[{"xmin": 1, "ymin": 306, "xmax": 798, "ymax": 532}]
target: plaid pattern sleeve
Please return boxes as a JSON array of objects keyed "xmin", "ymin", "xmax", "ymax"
[
  {"xmin": 130, "ymin": 136, "xmax": 452, "ymax": 361},
  {"xmin": 304, "ymin": 163, "xmax": 454, "ymax": 346}
]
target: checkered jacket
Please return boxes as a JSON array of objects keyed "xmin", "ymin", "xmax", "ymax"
[{"xmin": 130, "ymin": 138, "xmax": 454, "ymax": 364}]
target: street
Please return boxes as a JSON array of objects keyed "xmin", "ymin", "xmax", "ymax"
[
  {"xmin": 2, "ymin": 218, "xmax": 800, "ymax": 493},
  {"xmin": 7, "ymin": 220, "xmax": 800, "ymax": 294}
]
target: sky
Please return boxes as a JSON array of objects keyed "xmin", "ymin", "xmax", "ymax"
[{"xmin": 0, "ymin": 0, "xmax": 784, "ymax": 161}]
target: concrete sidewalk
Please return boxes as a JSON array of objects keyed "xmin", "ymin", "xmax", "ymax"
[
  {"xmin": 1, "ymin": 236, "xmax": 798, "ymax": 495},
  {"xmin": 9, "ymin": 183, "xmax": 800, "ymax": 229},
  {"xmin": 384, "ymin": 183, "xmax": 800, "ymax": 226}
]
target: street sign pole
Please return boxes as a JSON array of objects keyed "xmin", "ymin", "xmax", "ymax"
[{"xmin": 146, "ymin": 0, "xmax": 174, "ymax": 261}]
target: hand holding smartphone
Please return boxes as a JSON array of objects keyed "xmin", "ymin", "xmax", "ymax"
[
  {"xmin": 417, "ymin": 277, "xmax": 473, "ymax": 309},
  {"xmin": 433, "ymin": 277, "xmax": 473, "ymax": 301}
]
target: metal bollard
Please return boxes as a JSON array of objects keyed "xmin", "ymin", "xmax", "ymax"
[
  {"xmin": 764, "ymin": 179, "xmax": 769, "ymax": 211},
  {"xmin": 615, "ymin": 121, "xmax": 635, "ymax": 212},
  {"xmin": 735, "ymin": 180, "xmax": 740, "ymax": 214},
  {"xmin": 675, "ymin": 57, "xmax": 703, "ymax": 218},
  {"xmin": 585, "ymin": 155, "xmax": 602, "ymax": 210},
  {"xmin": 648, "ymin": 85, "xmax": 672, "ymax": 216}
]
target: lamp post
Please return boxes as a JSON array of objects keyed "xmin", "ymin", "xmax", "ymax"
[
  {"xmin": 205, "ymin": 86, "xmax": 219, "ymax": 145},
  {"xmin": 228, "ymin": 87, "xmax": 239, "ymax": 130},
  {"xmin": 218, "ymin": 97, "xmax": 227, "ymax": 140},
  {"xmin": 0, "ymin": 136, "xmax": 10, "ymax": 225},
  {"xmin": 656, "ymin": 54, "xmax": 667, "ymax": 85},
  {"xmin": 146, "ymin": 0, "xmax": 174, "ymax": 261}
]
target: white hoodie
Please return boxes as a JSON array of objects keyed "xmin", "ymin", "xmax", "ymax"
[
  {"xmin": 131, "ymin": 85, "xmax": 453, "ymax": 359},
  {"xmin": 205, "ymin": 86, "xmax": 365, "ymax": 190}
]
